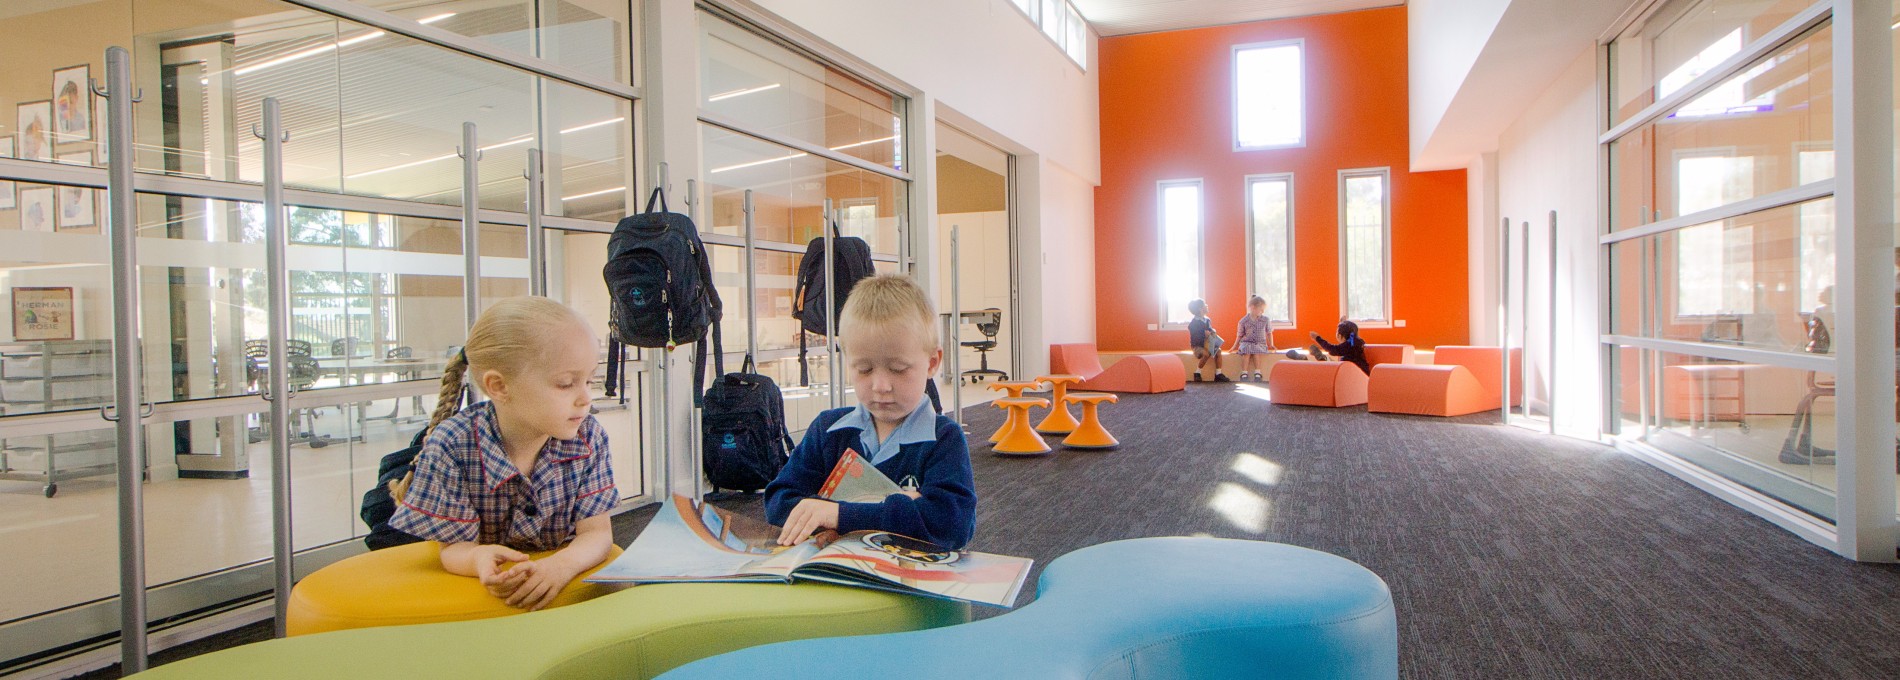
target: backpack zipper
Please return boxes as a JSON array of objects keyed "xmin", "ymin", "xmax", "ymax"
[{"xmin": 664, "ymin": 269, "xmax": 675, "ymax": 349}]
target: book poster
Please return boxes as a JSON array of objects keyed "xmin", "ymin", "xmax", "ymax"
[
  {"xmin": 56, "ymin": 152, "xmax": 94, "ymax": 229},
  {"xmin": 14, "ymin": 287, "xmax": 75, "ymax": 341},
  {"xmin": 53, "ymin": 65, "xmax": 92, "ymax": 142}
]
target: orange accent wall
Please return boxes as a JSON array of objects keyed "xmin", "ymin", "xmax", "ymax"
[{"xmin": 1095, "ymin": 6, "xmax": 1469, "ymax": 351}]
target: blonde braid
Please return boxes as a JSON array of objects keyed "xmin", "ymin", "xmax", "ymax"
[{"xmin": 426, "ymin": 352, "xmax": 468, "ymax": 434}]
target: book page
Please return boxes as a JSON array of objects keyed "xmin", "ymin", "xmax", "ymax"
[
  {"xmin": 796, "ymin": 531, "xmax": 1034, "ymax": 608},
  {"xmin": 817, "ymin": 448, "xmax": 906, "ymax": 503},
  {"xmin": 588, "ymin": 495, "xmax": 807, "ymax": 583}
]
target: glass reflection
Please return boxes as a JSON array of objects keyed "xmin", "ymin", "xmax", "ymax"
[
  {"xmin": 700, "ymin": 13, "xmax": 905, "ymax": 172},
  {"xmin": 703, "ymin": 125, "xmax": 906, "ymax": 255},
  {"xmin": 1608, "ymin": 23, "xmax": 1832, "ymax": 231}
]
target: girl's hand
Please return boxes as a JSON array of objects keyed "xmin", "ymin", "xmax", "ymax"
[
  {"xmin": 507, "ymin": 558, "xmax": 578, "ymax": 611},
  {"xmin": 777, "ymin": 498, "xmax": 840, "ymax": 546},
  {"xmin": 472, "ymin": 544, "xmax": 531, "ymax": 599}
]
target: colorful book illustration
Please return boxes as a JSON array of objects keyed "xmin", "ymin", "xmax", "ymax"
[{"xmin": 588, "ymin": 454, "xmax": 1032, "ymax": 608}]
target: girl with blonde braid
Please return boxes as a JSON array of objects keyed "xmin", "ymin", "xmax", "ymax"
[{"xmin": 386, "ymin": 297, "xmax": 616, "ymax": 611}]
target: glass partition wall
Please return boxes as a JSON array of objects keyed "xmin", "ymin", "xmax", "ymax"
[
  {"xmin": 0, "ymin": 0, "xmax": 645, "ymax": 670},
  {"xmin": 1601, "ymin": 0, "xmax": 1895, "ymax": 548},
  {"xmin": 697, "ymin": 10, "xmax": 911, "ymax": 436}
]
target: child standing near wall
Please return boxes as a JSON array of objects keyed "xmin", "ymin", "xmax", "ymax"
[
  {"xmin": 1233, "ymin": 295, "xmax": 1275, "ymax": 381},
  {"xmin": 1187, "ymin": 299, "xmax": 1228, "ymax": 382}
]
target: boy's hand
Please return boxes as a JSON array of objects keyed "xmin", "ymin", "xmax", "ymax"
[
  {"xmin": 507, "ymin": 558, "xmax": 579, "ymax": 611},
  {"xmin": 472, "ymin": 544, "xmax": 531, "ymax": 599},
  {"xmin": 777, "ymin": 498, "xmax": 840, "ymax": 546},
  {"xmin": 1309, "ymin": 331, "xmax": 1322, "ymax": 341}
]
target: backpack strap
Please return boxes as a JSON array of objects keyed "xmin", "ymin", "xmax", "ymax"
[
  {"xmin": 798, "ymin": 331, "xmax": 809, "ymax": 387},
  {"xmin": 644, "ymin": 186, "xmax": 668, "ymax": 214},
  {"xmin": 691, "ymin": 227, "xmax": 723, "ymax": 408}
]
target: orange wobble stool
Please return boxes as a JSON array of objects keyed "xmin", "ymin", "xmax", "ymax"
[
  {"xmin": 1034, "ymin": 375, "xmax": 1083, "ymax": 434},
  {"xmin": 986, "ymin": 380, "xmax": 1042, "ymax": 443},
  {"xmin": 1060, "ymin": 392, "xmax": 1119, "ymax": 449},
  {"xmin": 991, "ymin": 397, "xmax": 1053, "ymax": 455}
]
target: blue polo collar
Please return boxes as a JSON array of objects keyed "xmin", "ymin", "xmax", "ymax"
[{"xmin": 828, "ymin": 399, "xmax": 936, "ymax": 466}]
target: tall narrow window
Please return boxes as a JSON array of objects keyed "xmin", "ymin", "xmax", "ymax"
[
  {"xmin": 1158, "ymin": 179, "xmax": 1205, "ymax": 327},
  {"xmin": 1246, "ymin": 173, "xmax": 1295, "ymax": 324},
  {"xmin": 1339, "ymin": 169, "xmax": 1389, "ymax": 323},
  {"xmin": 1234, "ymin": 41, "xmax": 1304, "ymax": 150}
]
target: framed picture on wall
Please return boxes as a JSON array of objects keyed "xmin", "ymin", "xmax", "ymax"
[
  {"xmin": 13, "ymin": 287, "xmax": 76, "ymax": 342},
  {"xmin": 0, "ymin": 136, "xmax": 14, "ymax": 209},
  {"xmin": 20, "ymin": 187, "xmax": 53, "ymax": 232},
  {"xmin": 56, "ymin": 151, "xmax": 95, "ymax": 229},
  {"xmin": 17, "ymin": 100, "xmax": 51, "ymax": 161},
  {"xmin": 52, "ymin": 65, "xmax": 92, "ymax": 143}
]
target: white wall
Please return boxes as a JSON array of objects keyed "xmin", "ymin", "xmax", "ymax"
[
  {"xmin": 1493, "ymin": 47, "xmax": 1599, "ymax": 439},
  {"xmin": 1468, "ymin": 152, "xmax": 1499, "ymax": 345},
  {"xmin": 1409, "ymin": 0, "xmax": 1509, "ymax": 167}
]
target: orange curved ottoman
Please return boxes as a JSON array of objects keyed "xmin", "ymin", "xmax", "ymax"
[
  {"xmin": 1049, "ymin": 343, "xmax": 1186, "ymax": 394},
  {"xmin": 1266, "ymin": 361, "xmax": 1368, "ymax": 408},
  {"xmin": 1367, "ymin": 364, "xmax": 1495, "ymax": 417},
  {"xmin": 1363, "ymin": 344, "xmax": 1416, "ymax": 368}
]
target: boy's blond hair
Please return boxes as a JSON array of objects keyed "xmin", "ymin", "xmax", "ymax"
[
  {"xmin": 427, "ymin": 296, "xmax": 590, "ymax": 431},
  {"xmin": 839, "ymin": 274, "xmax": 940, "ymax": 352}
]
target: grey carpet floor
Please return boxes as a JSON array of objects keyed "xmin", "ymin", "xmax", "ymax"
[
  {"xmin": 83, "ymin": 382, "xmax": 1900, "ymax": 678},
  {"xmin": 660, "ymin": 382, "xmax": 1900, "ymax": 679}
]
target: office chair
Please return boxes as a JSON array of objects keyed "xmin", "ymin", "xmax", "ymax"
[{"xmin": 960, "ymin": 308, "xmax": 1009, "ymax": 383}]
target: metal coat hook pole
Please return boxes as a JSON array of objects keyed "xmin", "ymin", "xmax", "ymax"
[
  {"xmin": 98, "ymin": 403, "xmax": 155, "ymax": 422},
  {"xmin": 88, "ymin": 77, "xmax": 142, "ymax": 102},
  {"xmin": 250, "ymin": 125, "xmax": 290, "ymax": 143}
]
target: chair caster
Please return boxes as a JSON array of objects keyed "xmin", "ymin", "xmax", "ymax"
[{"xmin": 44, "ymin": 483, "xmax": 57, "ymax": 498}]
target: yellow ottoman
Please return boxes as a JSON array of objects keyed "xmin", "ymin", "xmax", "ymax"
[{"xmin": 287, "ymin": 541, "xmax": 623, "ymax": 636}]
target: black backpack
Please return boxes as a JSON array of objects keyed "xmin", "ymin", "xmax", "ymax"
[
  {"xmin": 795, "ymin": 223, "xmax": 875, "ymax": 385},
  {"xmin": 359, "ymin": 428, "xmax": 430, "ymax": 551},
  {"xmin": 604, "ymin": 187, "xmax": 723, "ymax": 404},
  {"xmin": 700, "ymin": 355, "xmax": 795, "ymax": 493}
]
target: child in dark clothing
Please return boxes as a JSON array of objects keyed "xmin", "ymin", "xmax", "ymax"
[
  {"xmin": 1285, "ymin": 320, "xmax": 1371, "ymax": 374},
  {"xmin": 765, "ymin": 275, "xmax": 977, "ymax": 550},
  {"xmin": 1186, "ymin": 298, "xmax": 1228, "ymax": 382}
]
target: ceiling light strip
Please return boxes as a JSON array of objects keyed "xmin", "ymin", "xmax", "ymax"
[{"xmin": 698, "ymin": 112, "xmax": 912, "ymax": 182}]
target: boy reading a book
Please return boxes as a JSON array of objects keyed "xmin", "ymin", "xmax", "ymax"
[{"xmin": 765, "ymin": 274, "xmax": 977, "ymax": 550}]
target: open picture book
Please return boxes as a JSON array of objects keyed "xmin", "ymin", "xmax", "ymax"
[{"xmin": 587, "ymin": 450, "xmax": 1033, "ymax": 608}]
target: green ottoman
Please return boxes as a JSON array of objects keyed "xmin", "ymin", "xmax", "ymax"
[{"xmin": 131, "ymin": 581, "xmax": 968, "ymax": 679}]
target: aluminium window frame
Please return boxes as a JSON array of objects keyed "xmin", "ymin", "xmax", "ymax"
[
  {"xmin": 1243, "ymin": 171, "xmax": 1298, "ymax": 327},
  {"xmin": 1156, "ymin": 177, "xmax": 1206, "ymax": 331},
  {"xmin": 1232, "ymin": 38, "xmax": 1307, "ymax": 152},
  {"xmin": 1337, "ymin": 167, "xmax": 1392, "ymax": 326}
]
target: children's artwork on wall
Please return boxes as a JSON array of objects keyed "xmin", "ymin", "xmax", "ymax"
[
  {"xmin": 0, "ymin": 137, "xmax": 14, "ymax": 209},
  {"xmin": 17, "ymin": 101, "xmax": 51, "ymax": 161},
  {"xmin": 20, "ymin": 187, "xmax": 54, "ymax": 232},
  {"xmin": 13, "ymin": 287, "xmax": 76, "ymax": 341},
  {"xmin": 52, "ymin": 65, "xmax": 92, "ymax": 142},
  {"xmin": 56, "ymin": 152, "xmax": 95, "ymax": 229}
]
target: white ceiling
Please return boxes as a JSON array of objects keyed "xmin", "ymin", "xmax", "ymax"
[{"xmin": 1072, "ymin": 0, "xmax": 1405, "ymax": 37}]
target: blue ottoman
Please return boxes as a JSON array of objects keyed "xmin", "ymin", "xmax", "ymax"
[{"xmin": 659, "ymin": 537, "xmax": 1397, "ymax": 679}]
